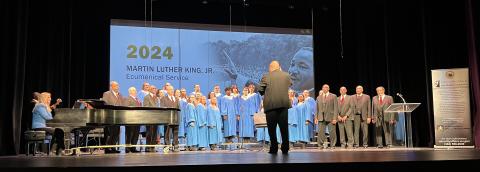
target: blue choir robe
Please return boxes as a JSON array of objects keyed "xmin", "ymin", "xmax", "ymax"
[
  {"xmin": 178, "ymin": 98, "xmax": 188, "ymax": 138},
  {"xmin": 305, "ymin": 97, "xmax": 317, "ymax": 139},
  {"xmin": 238, "ymin": 96, "xmax": 255, "ymax": 138},
  {"xmin": 207, "ymin": 105, "xmax": 223, "ymax": 145},
  {"xmin": 249, "ymin": 93, "xmax": 262, "ymax": 113},
  {"xmin": 256, "ymin": 127, "xmax": 270, "ymax": 142},
  {"xmin": 220, "ymin": 95, "xmax": 238, "ymax": 137},
  {"xmin": 290, "ymin": 97, "xmax": 298, "ymax": 107},
  {"xmin": 186, "ymin": 103, "xmax": 198, "ymax": 147},
  {"xmin": 196, "ymin": 104, "xmax": 209, "ymax": 148},
  {"xmin": 296, "ymin": 102, "xmax": 312, "ymax": 143},
  {"xmin": 288, "ymin": 106, "xmax": 298, "ymax": 143}
]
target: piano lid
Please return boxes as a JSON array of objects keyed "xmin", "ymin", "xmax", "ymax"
[{"xmin": 78, "ymin": 99, "xmax": 180, "ymax": 111}]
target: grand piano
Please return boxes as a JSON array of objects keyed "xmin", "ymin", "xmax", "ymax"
[{"xmin": 46, "ymin": 99, "xmax": 180, "ymax": 154}]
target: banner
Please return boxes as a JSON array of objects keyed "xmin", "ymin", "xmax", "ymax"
[
  {"xmin": 110, "ymin": 20, "xmax": 314, "ymax": 96},
  {"xmin": 432, "ymin": 68, "xmax": 474, "ymax": 148}
]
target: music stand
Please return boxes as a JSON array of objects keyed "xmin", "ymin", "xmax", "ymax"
[{"xmin": 385, "ymin": 103, "xmax": 421, "ymax": 148}]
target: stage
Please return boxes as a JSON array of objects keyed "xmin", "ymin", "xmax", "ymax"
[{"xmin": 1, "ymin": 148, "xmax": 479, "ymax": 171}]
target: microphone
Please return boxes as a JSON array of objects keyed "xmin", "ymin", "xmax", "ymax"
[{"xmin": 396, "ymin": 93, "xmax": 406, "ymax": 103}]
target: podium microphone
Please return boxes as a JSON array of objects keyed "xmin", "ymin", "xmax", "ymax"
[{"xmin": 396, "ymin": 93, "xmax": 406, "ymax": 103}]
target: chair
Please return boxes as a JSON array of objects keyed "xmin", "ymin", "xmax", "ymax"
[{"xmin": 24, "ymin": 130, "xmax": 52, "ymax": 156}]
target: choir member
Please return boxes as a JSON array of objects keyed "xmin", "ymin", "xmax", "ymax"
[
  {"xmin": 207, "ymin": 96, "xmax": 223, "ymax": 150},
  {"xmin": 221, "ymin": 87, "xmax": 238, "ymax": 143},
  {"xmin": 186, "ymin": 94, "xmax": 199, "ymax": 150},
  {"xmin": 196, "ymin": 96, "xmax": 209, "ymax": 150},
  {"xmin": 238, "ymin": 87, "xmax": 255, "ymax": 142}
]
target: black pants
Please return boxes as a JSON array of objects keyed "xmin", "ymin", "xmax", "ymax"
[
  {"xmin": 164, "ymin": 125, "xmax": 179, "ymax": 147},
  {"xmin": 266, "ymin": 108, "xmax": 289, "ymax": 152},
  {"xmin": 104, "ymin": 126, "xmax": 120, "ymax": 147},
  {"xmin": 146, "ymin": 125, "xmax": 158, "ymax": 145},
  {"xmin": 34, "ymin": 127, "xmax": 65, "ymax": 150},
  {"xmin": 125, "ymin": 126, "xmax": 140, "ymax": 145}
]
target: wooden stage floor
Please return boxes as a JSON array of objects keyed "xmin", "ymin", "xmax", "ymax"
[{"xmin": 1, "ymin": 148, "xmax": 479, "ymax": 171}]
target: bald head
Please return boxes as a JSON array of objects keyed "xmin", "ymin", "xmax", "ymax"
[{"xmin": 269, "ymin": 61, "xmax": 281, "ymax": 72}]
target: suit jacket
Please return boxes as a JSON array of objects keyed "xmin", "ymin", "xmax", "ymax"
[
  {"xmin": 160, "ymin": 95, "xmax": 179, "ymax": 108},
  {"xmin": 316, "ymin": 93, "xmax": 338, "ymax": 122},
  {"xmin": 143, "ymin": 94, "xmax": 158, "ymax": 107},
  {"xmin": 102, "ymin": 90, "xmax": 123, "ymax": 106},
  {"xmin": 351, "ymin": 94, "xmax": 371, "ymax": 120},
  {"xmin": 337, "ymin": 95, "xmax": 353, "ymax": 120},
  {"xmin": 124, "ymin": 96, "xmax": 142, "ymax": 107},
  {"xmin": 372, "ymin": 95, "xmax": 395, "ymax": 122},
  {"xmin": 258, "ymin": 70, "xmax": 292, "ymax": 112}
]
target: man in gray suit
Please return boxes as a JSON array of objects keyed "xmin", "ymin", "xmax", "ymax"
[
  {"xmin": 123, "ymin": 87, "xmax": 141, "ymax": 153},
  {"xmin": 372, "ymin": 86, "xmax": 395, "ymax": 148},
  {"xmin": 102, "ymin": 81, "xmax": 123, "ymax": 153},
  {"xmin": 337, "ymin": 86, "xmax": 354, "ymax": 148},
  {"xmin": 143, "ymin": 85, "xmax": 159, "ymax": 152},
  {"xmin": 160, "ymin": 85, "xmax": 180, "ymax": 152},
  {"xmin": 315, "ymin": 84, "xmax": 338, "ymax": 149},
  {"xmin": 258, "ymin": 61, "xmax": 292, "ymax": 154},
  {"xmin": 351, "ymin": 85, "xmax": 371, "ymax": 148}
]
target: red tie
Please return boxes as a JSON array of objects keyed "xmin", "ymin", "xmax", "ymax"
[
  {"xmin": 341, "ymin": 96, "xmax": 344, "ymax": 103},
  {"xmin": 135, "ymin": 97, "xmax": 141, "ymax": 106},
  {"xmin": 379, "ymin": 96, "xmax": 383, "ymax": 104}
]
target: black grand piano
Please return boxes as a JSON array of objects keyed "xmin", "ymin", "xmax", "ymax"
[{"xmin": 46, "ymin": 99, "xmax": 180, "ymax": 154}]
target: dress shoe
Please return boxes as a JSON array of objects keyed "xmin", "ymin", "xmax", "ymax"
[{"xmin": 130, "ymin": 148, "xmax": 140, "ymax": 153}]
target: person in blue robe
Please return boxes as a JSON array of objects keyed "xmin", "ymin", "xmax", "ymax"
[
  {"xmin": 303, "ymin": 90, "xmax": 317, "ymax": 141},
  {"xmin": 238, "ymin": 88, "xmax": 255, "ymax": 142},
  {"xmin": 220, "ymin": 87, "xmax": 238, "ymax": 143},
  {"xmin": 196, "ymin": 96, "xmax": 209, "ymax": 150},
  {"xmin": 186, "ymin": 95, "xmax": 199, "ymax": 150},
  {"xmin": 296, "ymin": 95, "xmax": 313, "ymax": 143},
  {"xmin": 207, "ymin": 97, "xmax": 223, "ymax": 150}
]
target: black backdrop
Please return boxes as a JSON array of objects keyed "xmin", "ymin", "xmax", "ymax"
[{"xmin": 1, "ymin": 0, "xmax": 479, "ymax": 155}]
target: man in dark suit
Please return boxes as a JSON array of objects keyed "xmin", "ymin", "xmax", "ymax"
[
  {"xmin": 143, "ymin": 85, "xmax": 159, "ymax": 152},
  {"xmin": 372, "ymin": 86, "xmax": 395, "ymax": 148},
  {"xmin": 315, "ymin": 84, "xmax": 338, "ymax": 149},
  {"xmin": 123, "ymin": 87, "xmax": 141, "ymax": 153},
  {"xmin": 160, "ymin": 85, "xmax": 180, "ymax": 152},
  {"xmin": 258, "ymin": 61, "xmax": 292, "ymax": 154},
  {"xmin": 102, "ymin": 81, "xmax": 123, "ymax": 153},
  {"xmin": 351, "ymin": 85, "xmax": 371, "ymax": 148}
]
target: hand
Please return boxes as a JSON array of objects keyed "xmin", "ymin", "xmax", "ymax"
[
  {"xmin": 331, "ymin": 120, "xmax": 337, "ymax": 125},
  {"xmin": 367, "ymin": 118, "xmax": 371, "ymax": 124},
  {"xmin": 338, "ymin": 116, "xmax": 343, "ymax": 122},
  {"xmin": 190, "ymin": 122, "xmax": 195, "ymax": 127},
  {"xmin": 223, "ymin": 115, "xmax": 228, "ymax": 120},
  {"xmin": 305, "ymin": 121, "xmax": 310, "ymax": 125},
  {"xmin": 224, "ymin": 67, "xmax": 238, "ymax": 80},
  {"xmin": 343, "ymin": 116, "xmax": 348, "ymax": 122},
  {"xmin": 389, "ymin": 120, "xmax": 395, "ymax": 125},
  {"xmin": 314, "ymin": 118, "xmax": 318, "ymax": 125},
  {"xmin": 236, "ymin": 115, "xmax": 240, "ymax": 121},
  {"xmin": 372, "ymin": 118, "xmax": 376, "ymax": 124}
]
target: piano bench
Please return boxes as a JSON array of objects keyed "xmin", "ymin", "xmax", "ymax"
[{"xmin": 24, "ymin": 130, "xmax": 52, "ymax": 156}]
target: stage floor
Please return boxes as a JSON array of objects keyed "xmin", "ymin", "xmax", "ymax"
[{"xmin": 1, "ymin": 148, "xmax": 479, "ymax": 171}]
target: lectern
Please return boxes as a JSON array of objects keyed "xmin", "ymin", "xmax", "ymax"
[{"xmin": 385, "ymin": 103, "xmax": 420, "ymax": 148}]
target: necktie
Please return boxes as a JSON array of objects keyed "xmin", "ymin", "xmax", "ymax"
[
  {"xmin": 341, "ymin": 95, "xmax": 344, "ymax": 103},
  {"xmin": 135, "ymin": 97, "xmax": 141, "ymax": 106},
  {"xmin": 380, "ymin": 96, "xmax": 383, "ymax": 104}
]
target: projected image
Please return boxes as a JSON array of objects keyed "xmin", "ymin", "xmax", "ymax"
[{"xmin": 110, "ymin": 20, "xmax": 313, "ymax": 96}]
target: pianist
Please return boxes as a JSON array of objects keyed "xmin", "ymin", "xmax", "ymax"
[{"xmin": 31, "ymin": 92, "xmax": 65, "ymax": 155}]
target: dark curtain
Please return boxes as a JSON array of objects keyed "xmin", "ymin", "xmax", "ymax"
[
  {"xmin": 314, "ymin": 0, "xmax": 470, "ymax": 147},
  {"xmin": 0, "ymin": 0, "xmax": 110, "ymax": 155},
  {"xmin": 466, "ymin": 0, "xmax": 480, "ymax": 148}
]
